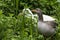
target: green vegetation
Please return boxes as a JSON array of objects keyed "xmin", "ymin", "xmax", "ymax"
[{"xmin": 0, "ymin": 0, "xmax": 60, "ymax": 40}]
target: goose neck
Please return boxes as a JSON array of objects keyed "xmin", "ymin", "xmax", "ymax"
[{"xmin": 37, "ymin": 12, "xmax": 43, "ymax": 21}]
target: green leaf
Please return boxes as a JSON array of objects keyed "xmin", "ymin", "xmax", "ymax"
[{"xmin": 0, "ymin": 10, "xmax": 3, "ymax": 15}]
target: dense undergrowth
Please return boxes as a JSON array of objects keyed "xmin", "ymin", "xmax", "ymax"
[{"xmin": 0, "ymin": 0, "xmax": 60, "ymax": 40}]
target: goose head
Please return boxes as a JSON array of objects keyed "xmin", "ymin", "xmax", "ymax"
[{"xmin": 32, "ymin": 8, "xmax": 43, "ymax": 21}]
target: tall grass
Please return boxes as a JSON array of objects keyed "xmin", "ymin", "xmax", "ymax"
[{"xmin": 0, "ymin": 0, "xmax": 60, "ymax": 40}]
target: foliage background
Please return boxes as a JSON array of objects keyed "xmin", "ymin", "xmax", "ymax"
[{"xmin": 0, "ymin": 0, "xmax": 60, "ymax": 40}]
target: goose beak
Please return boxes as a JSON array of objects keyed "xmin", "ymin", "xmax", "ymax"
[{"xmin": 31, "ymin": 9, "xmax": 37, "ymax": 13}]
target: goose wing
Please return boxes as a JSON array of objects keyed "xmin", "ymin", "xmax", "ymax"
[
  {"xmin": 44, "ymin": 21, "xmax": 58, "ymax": 28},
  {"xmin": 43, "ymin": 14, "xmax": 56, "ymax": 21}
]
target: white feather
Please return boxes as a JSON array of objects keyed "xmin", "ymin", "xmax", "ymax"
[{"xmin": 43, "ymin": 14, "xmax": 55, "ymax": 21}]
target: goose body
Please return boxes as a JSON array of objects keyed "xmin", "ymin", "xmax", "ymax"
[
  {"xmin": 31, "ymin": 8, "xmax": 58, "ymax": 38},
  {"xmin": 38, "ymin": 21, "xmax": 56, "ymax": 37}
]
